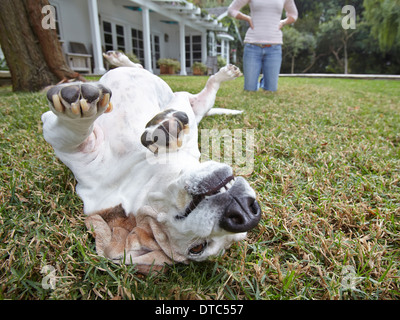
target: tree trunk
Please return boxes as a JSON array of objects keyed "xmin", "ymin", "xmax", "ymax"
[
  {"xmin": 0, "ymin": 0, "xmax": 85, "ymax": 92},
  {"xmin": 331, "ymin": 44, "xmax": 344, "ymax": 70},
  {"xmin": 342, "ymin": 31, "xmax": 356, "ymax": 74}
]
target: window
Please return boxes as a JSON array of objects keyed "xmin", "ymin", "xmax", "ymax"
[
  {"xmin": 102, "ymin": 20, "xmax": 126, "ymax": 52},
  {"xmin": 53, "ymin": 5, "xmax": 61, "ymax": 39},
  {"xmin": 151, "ymin": 35, "xmax": 160, "ymax": 69},
  {"xmin": 208, "ymin": 32, "xmax": 216, "ymax": 56},
  {"xmin": 217, "ymin": 39, "xmax": 230, "ymax": 64},
  {"xmin": 49, "ymin": 2, "xmax": 63, "ymax": 40},
  {"xmin": 116, "ymin": 24, "xmax": 125, "ymax": 52},
  {"xmin": 103, "ymin": 21, "xmax": 113, "ymax": 52},
  {"xmin": 185, "ymin": 35, "xmax": 202, "ymax": 68},
  {"xmin": 131, "ymin": 28, "xmax": 144, "ymax": 65},
  {"xmin": 192, "ymin": 35, "xmax": 202, "ymax": 62}
]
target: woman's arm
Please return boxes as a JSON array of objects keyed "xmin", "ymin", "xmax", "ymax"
[
  {"xmin": 280, "ymin": 0, "xmax": 298, "ymax": 29},
  {"xmin": 227, "ymin": 0, "xmax": 253, "ymax": 29},
  {"xmin": 279, "ymin": 16, "xmax": 296, "ymax": 29},
  {"xmin": 234, "ymin": 12, "xmax": 254, "ymax": 29}
]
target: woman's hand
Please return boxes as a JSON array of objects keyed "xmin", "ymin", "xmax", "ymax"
[
  {"xmin": 236, "ymin": 12, "xmax": 254, "ymax": 29},
  {"xmin": 247, "ymin": 15, "xmax": 254, "ymax": 29},
  {"xmin": 279, "ymin": 16, "xmax": 296, "ymax": 29}
]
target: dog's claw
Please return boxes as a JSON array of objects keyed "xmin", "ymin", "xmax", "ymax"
[
  {"xmin": 99, "ymin": 93, "xmax": 110, "ymax": 108},
  {"xmin": 51, "ymin": 94, "xmax": 64, "ymax": 113},
  {"xmin": 177, "ymin": 138, "xmax": 183, "ymax": 148},
  {"xmin": 80, "ymin": 99, "xmax": 90, "ymax": 113},
  {"xmin": 71, "ymin": 102, "xmax": 81, "ymax": 115},
  {"xmin": 183, "ymin": 124, "xmax": 190, "ymax": 135},
  {"xmin": 105, "ymin": 101, "xmax": 113, "ymax": 113}
]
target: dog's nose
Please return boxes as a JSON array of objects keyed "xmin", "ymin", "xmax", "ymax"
[{"xmin": 219, "ymin": 196, "xmax": 261, "ymax": 233}]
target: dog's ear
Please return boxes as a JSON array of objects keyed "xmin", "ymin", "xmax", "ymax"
[
  {"xmin": 135, "ymin": 206, "xmax": 188, "ymax": 263},
  {"xmin": 85, "ymin": 205, "xmax": 187, "ymax": 274}
]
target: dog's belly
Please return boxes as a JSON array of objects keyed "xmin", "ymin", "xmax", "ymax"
[
  {"xmin": 67, "ymin": 68, "xmax": 198, "ymax": 215},
  {"xmin": 96, "ymin": 68, "xmax": 174, "ymax": 153},
  {"xmin": 75, "ymin": 157, "xmax": 181, "ymax": 215}
]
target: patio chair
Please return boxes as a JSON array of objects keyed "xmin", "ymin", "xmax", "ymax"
[{"xmin": 65, "ymin": 42, "xmax": 92, "ymax": 73}]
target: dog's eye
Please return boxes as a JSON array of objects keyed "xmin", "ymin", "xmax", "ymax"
[{"xmin": 189, "ymin": 242, "xmax": 207, "ymax": 255}]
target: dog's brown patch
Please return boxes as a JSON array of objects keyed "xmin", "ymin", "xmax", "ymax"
[
  {"xmin": 95, "ymin": 204, "xmax": 136, "ymax": 231},
  {"xmin": 85, "ymin": 205, "xmax": 181, "ymax": 274}
]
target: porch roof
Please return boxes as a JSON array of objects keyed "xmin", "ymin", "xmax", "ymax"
[{"xmin": 122, "ymin": 0, "xmax": 228, "ymax": 32}]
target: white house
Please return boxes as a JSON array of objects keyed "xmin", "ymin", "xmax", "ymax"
[{"xmin": 49, "ymin": 0, "xmax": 233, "ymax": 75}]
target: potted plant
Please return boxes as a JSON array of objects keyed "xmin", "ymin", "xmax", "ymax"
[
  {"xmin": 217, "ymin": 56, "xmax": 227, "ymax": 69},
  {"xmin": 192, "ymin": 61, "xmax": 208, "ymax": 75},
  {"xmin": 157, "ymin": 58, "xmax": 181, "ymax": 74},
  {"xmin": 126, "ymin": 52, "xmax": 141, "ymax": 64}
]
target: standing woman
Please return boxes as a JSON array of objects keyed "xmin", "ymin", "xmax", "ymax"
[{"xmin": 228, "ymin": 0, "xmax": 298, "ymax": 92}]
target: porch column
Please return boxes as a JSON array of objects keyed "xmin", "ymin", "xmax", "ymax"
[
  {"xmin": 142, "ymin": 6, "xmax": 153, "ymax": 72},
  {"xmin": 87, "ymin": 0, "xmax": 106, "ymax": 74},
  {"xmin": 179, "ymin": 21, "xmax": 187, "ymax": 75},
  {"xmin": 201, "ymin": 31, "xmax": 207, "ymax": 64},
  {"xmin": 226, "ymin": 41, "xmax": 230, "ymax": 64},
  {"xmin": 221, "ymin": 40, "xmax": 225, "ymax": 64}
]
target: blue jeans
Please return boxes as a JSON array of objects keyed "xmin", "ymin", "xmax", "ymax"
[{"xmin": 243, "ymin": 43, "xmax": 282, "ymax": 91}]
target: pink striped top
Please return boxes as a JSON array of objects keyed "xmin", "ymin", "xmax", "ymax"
[{"xmin": 228, "ymin": 0, "xmax": 298, "ymax": 44}]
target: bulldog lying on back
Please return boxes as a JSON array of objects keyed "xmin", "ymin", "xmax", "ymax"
[{"xmin": 42, "ymin": 51, "xmax": 261, "ymax": 274}]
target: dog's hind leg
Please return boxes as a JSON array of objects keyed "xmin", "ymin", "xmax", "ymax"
[
  {"xmin": 188, "ymin": 64, "xmax": 242, "ymax": 123},
  {"xmin": 42, "ymin": 82, "xmax": 113, "ymax": 153},
  {"xmin": 103, "ymin": 51, "xmax": 143, "ymax": 68}
]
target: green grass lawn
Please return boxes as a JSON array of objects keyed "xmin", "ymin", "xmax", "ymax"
[{"xmin": 1, "ymin": 75, "xmax": 399, "ymax": 300}]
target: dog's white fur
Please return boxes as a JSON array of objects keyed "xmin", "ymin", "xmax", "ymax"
[{"xmin": 42, "ymin": 54, "xmax": 260, "ymax": 265}]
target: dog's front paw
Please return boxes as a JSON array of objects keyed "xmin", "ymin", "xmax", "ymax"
[
  {"xmin": 214, "ymin": 64, "xmax": 242, "ymax": 82},
  {"xmin": 140, "ymin": 109, "xmax": 189, "ymax": 154},
  {"xmin": 46, "ymin": 83, "xmax": 113, "ymax": 119}
]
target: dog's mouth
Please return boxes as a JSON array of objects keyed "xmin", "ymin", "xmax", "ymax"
[
  {"xmin": 175, "ymin": 164, "xmax": 261, "ymax": 233},
  {"xmin": 175, "ymin": 175, "xmax": 235, "ymax": 220}
]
